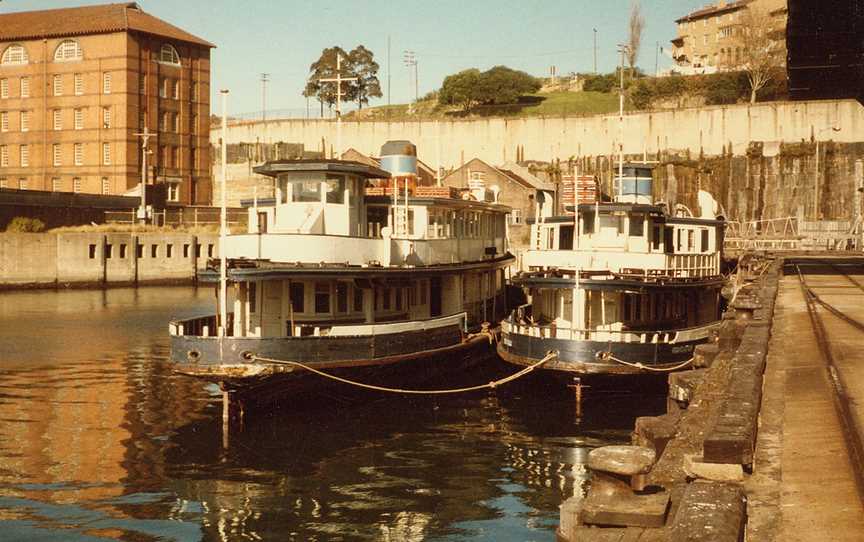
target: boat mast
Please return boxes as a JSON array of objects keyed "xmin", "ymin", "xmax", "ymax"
[{"xmin": 219, "ymin": 89, "xmax": 229, "ymax": 337}]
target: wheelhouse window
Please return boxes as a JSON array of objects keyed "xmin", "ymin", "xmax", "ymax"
[
  {"xmin": 335, "ymin": 283, "xmax": 348, "ymax": 314},
  {"xmin": 159, "ymin": 44, "xmax": 180, "ymax": 66},
  {"xmin": 292, "ymin": 180, "xmax": 321, "ymax": 202},
  {"xmin": 1, "ymin": 44, "xmax": 28, "ymax": 66},
  {"xmin": 353, "ymin": 286, "xmax": 363, "ymax": 312},
  {"xmin": 701, "ymin": 229, "xmax": 710, "ymax": 253},
  {"xmin": 629, "ymin": 213, "xmax": 645, "ymax": 237},
  {"xmin": 325, "ymin": 175, "xmax": 345, "ymax": 203},
  {"xmin": 54, "ymin": 40, "xmax": 82, "ymax": 61}
]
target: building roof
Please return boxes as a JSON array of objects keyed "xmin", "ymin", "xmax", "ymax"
[
  {"xmin": 676, "ymin": 0, "xmax": 751, "ymax": 23},
  {"xmin": 253, "ymin": 159, "xmax": 391, "ymax": 179},
  {"xmin": 0, "ymin": 2, "xmax": 214, "ymax": 47},
  {"xmin": 498, "ymin": 161, "xmax": 554, "ymax": 191}
]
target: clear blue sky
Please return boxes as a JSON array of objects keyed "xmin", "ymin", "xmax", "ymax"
[{"xmin": 5, "ymin": 0, "xmax": 708, "ymax": 115}]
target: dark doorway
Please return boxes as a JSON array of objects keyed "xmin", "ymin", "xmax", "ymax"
[
  {"xmin": 430, "ymin": 277, "xmax": 442, "ymax": 317},
  {"xmin": 257, "ymin": 212, "xmax": 268, "ymax": 234}
]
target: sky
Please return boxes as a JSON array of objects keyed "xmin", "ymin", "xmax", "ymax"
[{"xmin": 4, "ymin": 0, "xmax": 711, "ymax": 115}]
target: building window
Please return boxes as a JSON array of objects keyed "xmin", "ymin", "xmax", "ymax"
[
  {"xmin": 190, "ymin": 81, "xmax": 198, "ymax": 101},
  {"xmin": 191, "ymin": 148, "xmax": 198, "ymax": 170},
  {"xmin": 160, "ymin": 145, "xmax": 168, "ymax": 167},
  {"xmin": 74, "ymin": 73, "xmax": 83, "ymax": 95},
  {"xmin": 139, "ymin": 74, "xmax": 146, "ymax": 94},
  {"xmin": 54, "ymin": 39, "xmax": 82, "ymax": 61},
  {"xmin": 101, "ymin": 177, "xmax": 110, "ymax": 195},
  {"xmin": 52, "ymin": 177, "xmax": 61, "ymax": 192},
  {"xmin": 172, "ymin": 146, "xmax": 180, "ymax": 168},
  {"xmin": 159, "ymin": 44, "xmax": 181, "ymax": 65},
  {"xmin": 74, "ymin": 108, "xmax": 83, "ymax": 130},
  {"xmin": 102, "ymin": 72, "xmax": 111, "ymax": 94},
  {"xmin": 315, "ymin": 282, "xmax": 331, "ymax": 313},
  {"xmin": 103, "ymin": 107, "xmax": 111, "ymax": 128},
  {"xmin": 173, "ymin": 80, "xmax": 180, "ymax": 100},
  {"xmin": 0, "ymin": 79, "xmax": 7, "ymax": 99},
  {"xmin": 1, "ymin": 44, "xmax": 28, "ymax": 65},
  {"xmin": 159, "ymin": 78, "xmax": 168, "ymax": 98},
  {"xmin": 508, "ymin": 209, "xmax": 523, "ymax": 225},
  {"xmin": 72, "ymin": 177, "xmax": 81, "ymax": 193},
  {"xmin": 139, "ymin": 110, "xmax": 145, "ymax": 130},
  {"xmin": 20, "ymin": 110, "xmax": 28, "ymax": 132},
  {"xmin": 52, "ymin": 144, "xmax": 62, "ymax": 166},
  {"xmin": 53, "ymin": 74, "xmax": 63, "ymax": 96},
  {"xmin": 74, "ymin": 143, "xmax": 83, "ymax": 166},
  {"xmin": 0, "ymin": 111, "xmax": 7, "ymax": 132},
  {"xmin": 173, "ymin": 113, "xmax": 180, "ymax": 132},
  {"xmin": 20, "ymin": 77, "xmax": 29, "ymax": 98},
  {"xmin": 19, "ymin": 145, "xmax": 28, "ymax": 167},
  {"xmin": 102, "ymin": 143, "xmax": 111, "ymax": 165},
  {"xmin": 167, "ymin": 182, "xmax": 180, "ymax": 202},
  {"xmin": 0, "ymin": 145, "xmax": 7, "ymax": 167},
  {"xmin": 0, "ymin": 178, "xmax": 6, "ymax": 188},
  {"xmin": 160, "ymin": 112, "xmax": 168, "ymax": 131},
  {"xmin": 18, "ymin": 178, "xmax": 27, "ymax": 190},
  {"xmin": 53, "ymin": 109, "xmax": 62, "ymax": 130},
  {"xmin": 190, "ymin": 113, "xmax": 198, "ymax": 132}
]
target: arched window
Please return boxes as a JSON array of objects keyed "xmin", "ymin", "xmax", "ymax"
[
  {"xmin": 54, "ymin": 39, "xmax": 82, "ymax": 61},
  {"xmin": 159, "ymin": 44, "xmax": 180, "ymax": 65},
  {"xmin": 1, "ymin": 44, "xmax": 29, "ymax": 65}
]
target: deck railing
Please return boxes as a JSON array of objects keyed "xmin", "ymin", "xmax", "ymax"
[{"xmin": 501, "ymin": 317, "xmax": 717, "ymax": 345}]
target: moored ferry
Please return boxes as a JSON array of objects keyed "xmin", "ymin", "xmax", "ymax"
[
  {"xmin": 169, "ymin": 143, "xmax": 513, "ymax": 400},
  {"xmin": 497, "ymin": 164, "xmax": 726, "ymax": 376}
]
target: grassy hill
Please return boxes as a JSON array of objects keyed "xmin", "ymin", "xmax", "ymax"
[{"xmin": 343, "ymin": 90, "xmax": 620, "ymax": 121}]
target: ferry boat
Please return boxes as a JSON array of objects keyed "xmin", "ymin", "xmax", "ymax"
[
  {"xmin": 497, "ymin": 164, "xmax": 726, "ymax": 376},
  {"xmin": 169, "ymin": 144, "xmax": 513, "ymax": 401}
]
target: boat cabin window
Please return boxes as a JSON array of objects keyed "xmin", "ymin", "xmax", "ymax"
[
  {"xmin": 664, "ymin": 227, "xmax": 675, "ymax": 254},
  {"xmin": 629, "ymin": 214, "xmax": 644, "ymax": 237},
  {"xmin": 701, "ymin": 229, "xmax": 710, "ymax": 253},
  {"xmin": 583, "ymin": 211, "xmax": 595, "ymax": 234},
  {"xmin": 325, "ymin": 175, "xmax": 345, "ymax": 204},
  {"xmin": 652, "ymin": 224, "xmax": 662, "ymax": 250},
  {"xmin": 599, "ymin": 214, "xmax": 624, "ymax": 234},
  {"xmin": 353, "ymin": 287, "xmax": 363, "ymax": 312},
  {"xmin": 559, "ymin": 225, "xmax": 574, "ymax": 250},
  {"xmin": 336, "ymin": 282, "xmax": 348, "ymax": 313},
  {"xmin": 290, "ymin": 282, "xmax": 305, "ymax": 313},
  {"xmin": 315, "ymin": 282, "xmax": 331, "ymax": 313},
  {"xmin": 382, "ymin": 288, "xmax": 391, "ymax": 310},
  {"xmin": 248, "ymin": 282, "xmax": 257, "ymax": 313}
]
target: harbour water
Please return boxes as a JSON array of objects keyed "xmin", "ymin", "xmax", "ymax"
[{"xmin": 0, "ymin": 287, "xmax": 664, "ymax": 541}]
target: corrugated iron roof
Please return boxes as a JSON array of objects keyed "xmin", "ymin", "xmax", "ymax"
[{"xmin": 0, "ymin": 2, "xmax": 214, "ymax": 47}]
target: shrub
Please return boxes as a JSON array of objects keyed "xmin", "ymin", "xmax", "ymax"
[
  {"xmin": 6, "ymin": 216, "xmax": 46, "ymax": 233},
  {"xmin": 630, "ymin": 80, "xmax": 655, "ymax": 109},
  {"xmin": 583, "ymin": 73, "xmax": 618, "ymax": 93}
]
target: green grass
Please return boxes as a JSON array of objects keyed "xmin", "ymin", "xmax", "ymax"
[{"xmin": 343, "ymin": 90, "xmax": 620, "ymax": 121}]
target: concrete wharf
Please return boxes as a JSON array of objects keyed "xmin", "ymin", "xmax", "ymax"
[{"xmin": 558, "ymin": 254, "xmax": 864, "ymax": 541}]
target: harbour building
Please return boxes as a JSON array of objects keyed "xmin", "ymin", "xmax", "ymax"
[{"xmin": 0, "ymin": 2, "xmax": 213, "ymax": 204}]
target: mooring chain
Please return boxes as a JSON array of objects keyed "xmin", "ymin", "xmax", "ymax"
[{"xmin": 249, "ymin": 351, "xmax": 558, "ymax": 395}]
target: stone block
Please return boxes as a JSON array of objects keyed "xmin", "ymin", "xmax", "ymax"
[
  {"xmin": 683, "ymin": 454, "xmax": 745, "ymax": 482},
  {"xmin": 581, "ymin": 490, "xmax": 671, "ymax": 528},
  {"xmin": 588, "ymin": 446, "xmax": 656, "ymax": 476},
  {"xmin": 669, "ymin": 481, "xmax": 746, "ymax": 542}
]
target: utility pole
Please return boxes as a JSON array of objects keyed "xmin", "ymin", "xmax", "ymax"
[
  {"xmin": 132, "ymin": 126, "xmax": 153, "ymax": 224},
  {"xmin": 593, "ymin": 29, "xmax": 598, "ymax": 74},
  {"xmin": 387, "ymin": 35, "xmax": 392, "ymax": 109},
  {"xmin": 617, "ymin": 44, "xmax": 629, "ymax": 200},
  {"xmin": 814, "ymin": 126, "xmax": 842, "ymax": 219},
  {"xmin": 403, "ymin": 50, "xmax": 418, "ymax": 107},
  {"xmin": 260, "ymin": 73, "xmax": 269, "ymax": 122},
  {"xmin": 655, "ymin": 42, "xmax": 660, "ymax": 77},
  {"xmin": 318, "ymin": 53, "xmax": 357, "ymax": 159}
]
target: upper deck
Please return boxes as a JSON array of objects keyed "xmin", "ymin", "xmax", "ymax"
[{"xmin": 224, "ymin": 160, "xmax": 511, "ymax": 268}]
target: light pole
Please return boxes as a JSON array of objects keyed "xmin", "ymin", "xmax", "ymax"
[
  {"xmin": 260, "ymin": 73, "xmax": 269, "ymax": 122},
  {"xmin": 403, "ymin": 50, "xmax": 418, "ymax": 107},
  {"xmin": 593, "ymin": 29, "xmax": 598, "ymax": 74},
  {"xmin": 132, "ymin": 126, "xmax": 153, "ymax": 224},
  {"xmin": 318, "ymin": 53, "xmax": 357, "ymax": 159},
  {"xmin": 616, "ymin": 44, "xmax": 630, "ymax": 200},
  {"xmin": 814, "ymin": 126, "xmax": 841, "ymax": 219},
  {"xmin": 219, "ymin": 89, "xmax": 229, "ymax": 337}
]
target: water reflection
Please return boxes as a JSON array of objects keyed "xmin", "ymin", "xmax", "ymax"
[{"xmin": 0, "ymin": 287, "xmax": 663, "ymax": 541}]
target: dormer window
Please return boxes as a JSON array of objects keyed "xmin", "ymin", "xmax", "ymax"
[
  {"xmin": 1, "ymin": 44, "xmax": 28, "ymax": 66},
  {"xmin": 54, "ymin": 40, "xmax": 82, "ymax": 62},
  {"xmin": 159, "ymin": 44, "xmax": 180, "ymax": 66}
]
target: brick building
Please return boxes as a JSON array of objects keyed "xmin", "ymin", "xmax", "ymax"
[
  {"xmin": 0, "ymin": 2, "xmax": 213, "ymax": 205},
  {"xmin": 670, "ymin": 0, "xmax": 787, "ymax": 73}
]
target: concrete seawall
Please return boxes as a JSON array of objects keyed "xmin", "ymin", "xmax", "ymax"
[
  {"xmin": 215, "ymin": 99, "xmax": 864, "ymax": 167},
  {"xmin": 0, "ymin": 232, "xmax": 219, "ymax": 288}
]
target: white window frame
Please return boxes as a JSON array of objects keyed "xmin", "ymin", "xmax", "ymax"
[
  {"xmin": 20, "ymin": 77, "xmax": 29, "ymax": 98},
  {"xmin": 74, "ymin": 73, "xmax": 83, "ymax": 96},
  {"xmin": 74, "ymin": 143, "xmax": 83, "ymax": 166},
  {"xmin": 102, "ymin": 142, "xmax": 111, "ymax": 165},
  {"xmin": 53, "ymin": 109, "xmax": 62, "ymax": 131},
  {"xmin": 167, "ymin": 182, "xmax": 180, "ymax": 202},
  {"xmin": 159, "ymin": 44, "xmax": 181, "ymax": 66},
  {"xmin": 101, "ymin": 177, "xmax": 110, "ymax": 195},
  {"xmin": 74, "ymin": 108, "xmax": 83, "ymax": 130},
  {"xmin": 72, "ymin": 177, "xmax": 82, "ymax": 193},
  {"xmin": 0, "ymin": 178, "xmax": 7, "ymax": 188},
  {"xmin": 0, "ymin": 145, "xmax": 7, "ymax": 167},
  {"xmin": 103, "ymin": 107, "xmax": 111, "ymax": 128},
  {"xmin": 53, "ymin": 144, "xmax": 62, "ymax": 166},
  {"xmin": 508, "ymin": 209, "xmax": 523, "ymax": 225},
  {"xmin": 52, "ymin": 177, "xmax": 61, "ymax": 192},
  {"xmin": 20, "ymin": 110, "xmax": 29, "ymax": 132},
  {"xmin": 53, "ymin": 74, "xmax": 63, "ymax": 96},
  {"xmin": 19, "ymin": 145, "xmax": 29, "ymax": 167},
  {"xmin": 102, "ymin": 72, "xmax": 112, "ymax": 94},
  {"xmin": 173, "ymin": 80, "xmax": 180, "ymax": 100},
  {"xmin": 18, "ymin": 178, "xmax": 27, "ymax": 190},
  {"xmin": 0, "ymin": 79, "xmax": 7, "ymax": 99},
  {"xmin": 1, "ymin": 44, "xmax": 28, "ymax": 66},
  {"xmin": 54, "ymin": 40, "xmax": 82, "ymax": 62},
  {"xmin": 0, "ymin": 111, "xmax": 8, "ymax": 132},
  {"xmin": 173, "ymin": 113, "xmax": 180, "ymax": 133}
]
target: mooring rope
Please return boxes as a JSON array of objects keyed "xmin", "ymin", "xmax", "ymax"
[
  {"xmin": 600, "ymin": 352, "xmax": 695, "ymax": 373},
  {"xmin": 249, "ymin": 350, "xmax": 558, "ymax": 395}
]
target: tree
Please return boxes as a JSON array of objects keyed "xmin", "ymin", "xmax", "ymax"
[
  {"xmin": 627, "ymin": 0, "xmax": 645, "ymax": 73},
  {"xmin": 438, "ymin": 68, "xmax": 483, "ymax": 112},
  {"xmin": 731, "ymin": 6, "xmax": 782, "ymax": 103},
  {"xmin": 346, "ymin": 45, "xmax": 382, "ymax": 110},
  {"xmin": 303, "ymin": 46, "xmax": 349, "ymax": 117},
  {"xmin": 476, "ymin": 66, "xmax": 541, "ymax": 104}
]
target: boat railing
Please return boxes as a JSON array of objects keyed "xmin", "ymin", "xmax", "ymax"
[
  {"xmin": 325, "ymin": 312, "xmax": 468, "ymax": 337},
  {"xmin": 501, "ymin": 317, "xmax": 717, "ymax": 345}
]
